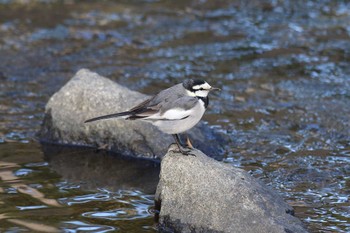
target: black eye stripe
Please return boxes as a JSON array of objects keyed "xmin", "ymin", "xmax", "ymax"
[{"xmin": 192, "ymin": 87, "xmax": 204, "ymax": 91}]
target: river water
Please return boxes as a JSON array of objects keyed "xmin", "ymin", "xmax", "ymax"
[{"xmin": 0, "ymin": 0, "xmax": 349, "ymax": 232}]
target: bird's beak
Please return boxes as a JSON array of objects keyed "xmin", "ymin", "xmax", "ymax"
[{"xmin": 210, "ymin": 87, "xmax": 221, "ymax": 91}]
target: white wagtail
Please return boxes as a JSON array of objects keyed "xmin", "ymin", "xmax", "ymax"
[{"xmin": 85, "ymin": 79, "xmax": 220, "ymax": 155}]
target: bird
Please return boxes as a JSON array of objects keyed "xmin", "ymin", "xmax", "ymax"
[{"xmin": 84, "ymin": 79, "xmax": 220, "ymax": 155}]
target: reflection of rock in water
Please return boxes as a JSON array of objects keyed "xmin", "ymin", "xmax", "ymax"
[{"xmin": 42, "ymin": 144, "xmax": 160, "ymax": 194}]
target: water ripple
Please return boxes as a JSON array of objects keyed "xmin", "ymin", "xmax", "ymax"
[
  {"xmin": 59, "ymin": 189, "xmax": 154, "ymax": 221},
  {"xmin": 59, "ymin": 193, "xmax": 114, "ymax": 206},
  {"xmin": 16, "ymin": 205, "xmax": 47, "ymax": 210},
  {"xmin": 62, "ymin": 221, "xmax": 117, "ymax": 233}
]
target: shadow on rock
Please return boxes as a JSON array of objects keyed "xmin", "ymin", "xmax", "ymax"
[{"xmin": 42, "ymin": 143, "xmax": 160, "ymax": 194}]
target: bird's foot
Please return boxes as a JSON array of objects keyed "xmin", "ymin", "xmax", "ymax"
[
  {"xmin": 171, "ymin": 134, "xmax": 196, "ymax": 156},
  {"xmin": 169, "ymin": 144, "xmax": 195, "ymax": 156},
  {"xmin": 177, "ymin": 145, "xmax": 196, "ymax": 156}
]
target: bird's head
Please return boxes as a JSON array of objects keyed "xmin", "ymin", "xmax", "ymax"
[{"xmin": 183, "ymin": 79, "xmax": 220, "ymax": 97}]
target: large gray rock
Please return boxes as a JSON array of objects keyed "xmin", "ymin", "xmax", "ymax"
[
  {"xmin": 38, "ymin": 69, "xmax": 224, "ymax": 159},
  {"xmin": 155, "ymin": 145, "xmax": 308, "ymax": 233}
]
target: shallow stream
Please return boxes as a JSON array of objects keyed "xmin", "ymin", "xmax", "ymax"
[{"xmin": 0, "ymin": 0, "xmax": 349, "ymax": 232}]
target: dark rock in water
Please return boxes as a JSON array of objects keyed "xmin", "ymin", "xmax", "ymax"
[
  {"xmin": 38, "ymin": 69, "xmax": 225, "ymax": 159},
  {"xmin": 42, "ymin": 144, "xmax": 160, "ymax": 193},
  {"xmin": 155, "ymin": 145, "xmax": 308, "ymax": 233}
]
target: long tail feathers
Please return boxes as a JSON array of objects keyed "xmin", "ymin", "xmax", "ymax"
[{"xmin": 84, "ymin": 111, "xmax": 131, "ymax": 123}]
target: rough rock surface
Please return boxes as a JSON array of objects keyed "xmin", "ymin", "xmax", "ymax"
[
  {"xmin": 38, "ymin": 69, "xmax": 224, "ymax": 159},
  {"xmin": 155, "ymin": 145, "xmax": 308, "ymax": 233}
]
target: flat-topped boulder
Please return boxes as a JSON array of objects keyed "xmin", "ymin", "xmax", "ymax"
[
  {"xmin": 38, "ymin": 69, "xmax": 225, "ymax": 159},
  {"xmin": 155, "ymin": 145, "xmax": 308, "ymax": 233}
]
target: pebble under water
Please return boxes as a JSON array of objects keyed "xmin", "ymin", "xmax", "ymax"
[{"xmin": 0, "ymin": 0, "xmax": 350, "ymax": 232}]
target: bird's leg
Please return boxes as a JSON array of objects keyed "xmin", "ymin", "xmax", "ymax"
[
  {"xmin": 172, "ymin": 134, "xmax": 186, "ymax": 153},
  {"xmin": 174, "ymin": 133, "xmax": 183, "ymax": 146},
  {"xmin": 172, "ymin": 134, "xmax": 195, "ymax": 156},
  {"xmin": 185, "ymin": 134, "xmax": 194, "ymax": 149}
]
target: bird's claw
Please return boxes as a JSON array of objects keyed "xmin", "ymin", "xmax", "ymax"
[
  {"xmin": 169, "ymin": 144, "xmax": 196, "ymax": 156},
  {"xmin": 177, "ymin": 146, "xmax": 196, "ymax": 156}
]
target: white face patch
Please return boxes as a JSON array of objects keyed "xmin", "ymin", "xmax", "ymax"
[
  {"xmin": 194, "ymin": 90, "xmax": 210, "ymax": 97},
  {"xmin": 192, "ymin": 82, "xmax": 211, "ymax": 90},
  {"xmin": 186, "ymin": 89, "xmax": 197, "ymax": 97}
]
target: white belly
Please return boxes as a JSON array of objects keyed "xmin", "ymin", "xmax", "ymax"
[{"xmin": 149, "ymin": 101, "xmax": 206, "ymax": 134}]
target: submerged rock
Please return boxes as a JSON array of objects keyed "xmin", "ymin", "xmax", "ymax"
[
  {"xmin": 155, "ymin": 145, "xmax": 308, "ymax": 233},
  {"xmin": 38, "ymin": 69, "xmax": 225, "ymax": 159},
  {"xmin": 42, "ymin": 144, "xmax": 160, "ymax": 193}
]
